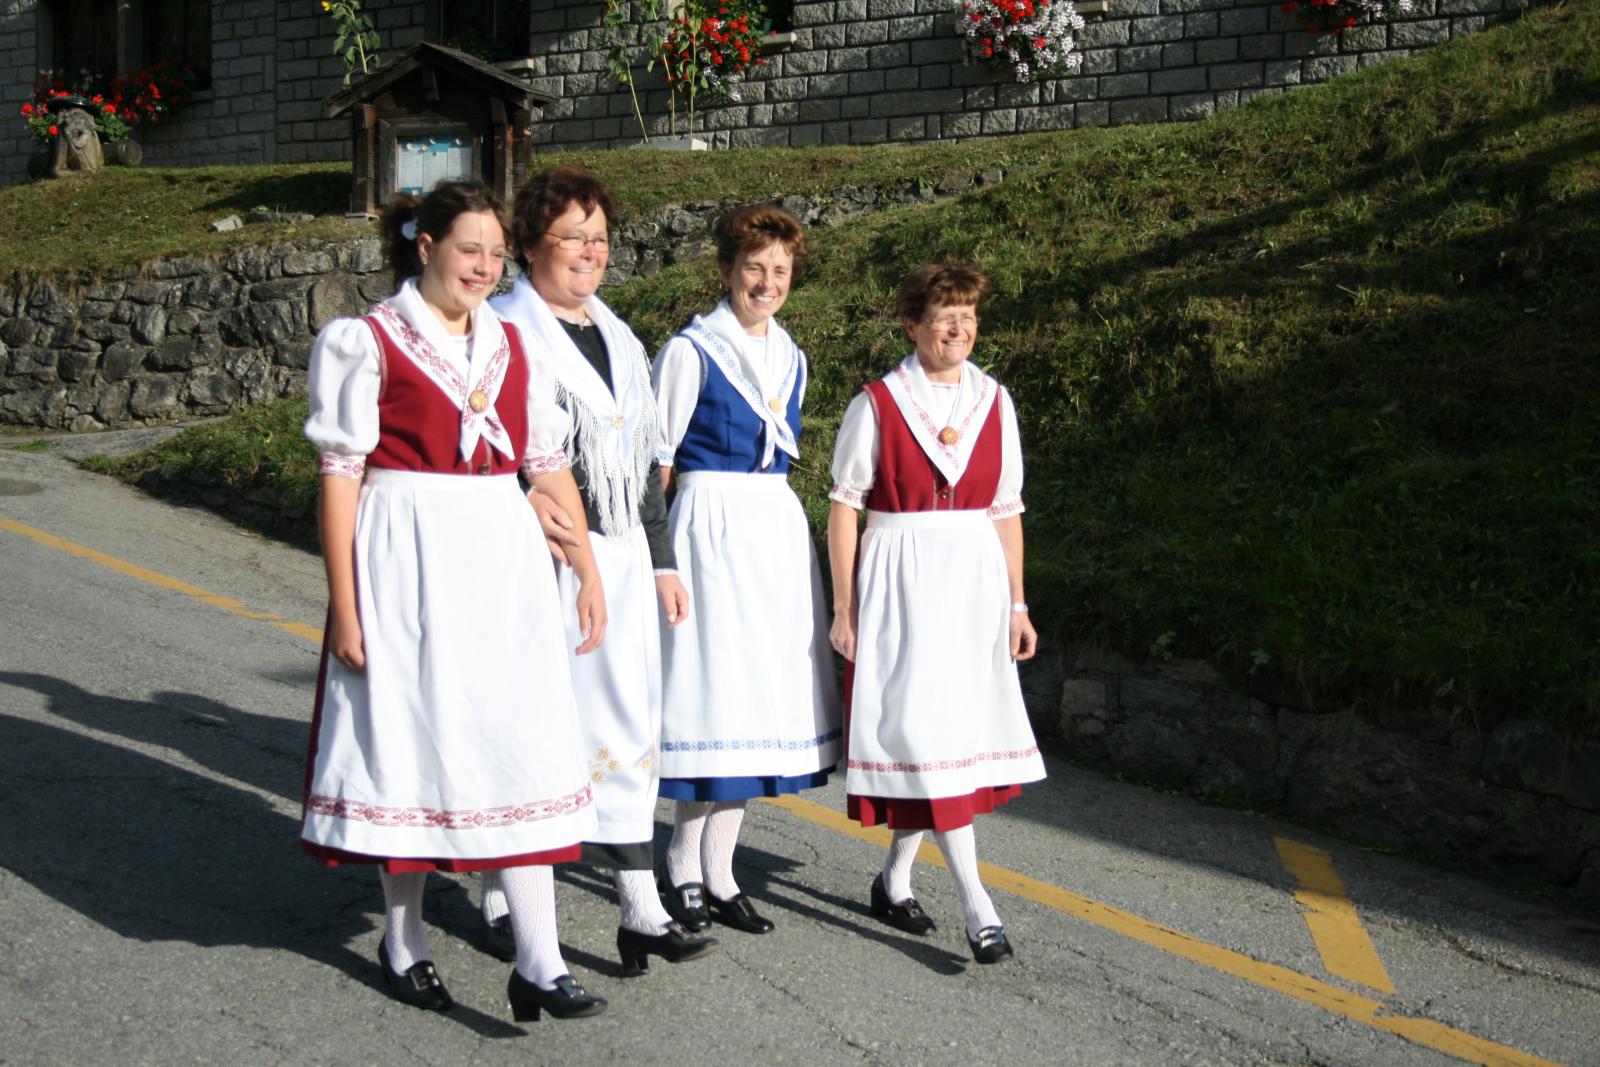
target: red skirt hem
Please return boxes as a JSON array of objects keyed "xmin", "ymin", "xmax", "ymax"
[
  {"xmin": 300, "ymin": 839, "xmax": 583, "ymax": 873},
  {"xmin": 847, "ymin": 785, "xmax": 1023, "ymax": 831}
]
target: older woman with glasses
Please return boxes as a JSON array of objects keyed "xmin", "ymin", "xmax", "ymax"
[
  {"xmin": 650, "ymin": 203, "xmax": 842, "ymax": 936},
  {"xmin": 487, "ymin": 166, "xmax": 718, "ymax": 988},
  {"xmin": 826, "ymin": 262, "xmax": 1045, "ymax": 965}
]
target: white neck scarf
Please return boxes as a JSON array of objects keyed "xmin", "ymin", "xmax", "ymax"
[
  {"xmin": 371, "ymin": 278, "xmax": 516, "ymax": 464},
  {"xmin": 681, "ymin": 298, "xmax": 803, "ymax": 469},
  {"xmin": 882, "ymin": 354, "xmax": 996, "ymax": 487},
  {"xmin": 491, "ymin": 276, "xmax": 658, "ymax": 536}
]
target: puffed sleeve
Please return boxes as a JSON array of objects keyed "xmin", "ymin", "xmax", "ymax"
[
  {"xmin": 522, "ymin": 361, "xmax": 573, "ymax": 478},
  {"xmin": 987, "ymin": 386, "xmax": 1025, "ymax": 518},
  {"xmin": 828, "ymin": 390, "xmax": 879, "ymax": 510},
  {"xmin": 650, "ymin": 335, "xmax": 704, "ymax": 467},
  {"xmin": 304, "ymin": 317, "xmax": 381, "ymax": 479}
]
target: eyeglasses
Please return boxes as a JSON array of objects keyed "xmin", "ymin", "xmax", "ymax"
[
  {"xmin": 546, "ymin": 232, "xmax": 610, "ymax": 251},
  {"xmin": 926, "ymin": 313, "xmax": 978, "ymax": 329}
]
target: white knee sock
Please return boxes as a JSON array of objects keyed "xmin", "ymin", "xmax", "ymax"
[
  {"xmin": 882, "ymin": 829, "xmax": 924, "ymax": 903},
  {"xmin": 933, "ymin": 825, "xmax": 1003, "ymax": 937},
  {"xmin": 616, "ymin": 868, "xmax": 674, "ymax": 935},
  {"xmin": 480, "ymin": 869, "xmax": 509, "ymax": 923},
  {"xmin": 498, "ymin": 865, "xmax": 568, "ymax": 989},
  {"xmin": 666, "ymin": 800, "xmax": 713, "ymax": 886},
  {"xmin": 701, "ymin": 800, "xmax": 747, "ymax": 900},
  {"xmin": 378, "ymin": 870, "xmax": 431, "ymax": 973}
]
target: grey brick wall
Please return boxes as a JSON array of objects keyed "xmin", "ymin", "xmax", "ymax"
[
  {"xmin": 528, "ymin": 0, "xmax": 1529, "ymax": 150},
  {"xmin": 0, "ymin": 0, "xmax": 1527, "ymax": 184},
  {"xmin": 0, "ymin": 0, "xmax": 39, "ymax": 183}
]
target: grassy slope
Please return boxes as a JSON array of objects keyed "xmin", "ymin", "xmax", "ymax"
[{"xmin": 94, "ymin": 1, "xmax": 1600, "ymax": 725}]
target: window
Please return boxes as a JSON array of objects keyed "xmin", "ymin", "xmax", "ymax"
[
  {"xmin": 439, "ymin": 0, "xmax": 531, "ymax": 63},
  {"xmin": 43, "ymin": 0, "xmax": 210, "ymax": 88},
  {"xmin": 142, "ymin": 0, "xmax": 212, "ymax": 87}
]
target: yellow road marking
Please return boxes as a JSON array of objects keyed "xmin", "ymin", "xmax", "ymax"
[
  {"xmin": 0, "ymin": 518, "xmax": 323, "ymax": 644},
  {"xmin": 0, "ymin": 517, "xmax": 1567, "ymax": 1067},
  {"xmin": 1275, "ymin": 836, "xmax": 1396, "ymax": 993},
  {"xmin": 763, "ymin": 795, "xmax": 1562, "ymax": 1067}
]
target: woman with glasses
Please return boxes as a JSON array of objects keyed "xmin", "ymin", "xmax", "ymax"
[
  {"xmin": 489, "ymin": 166, "xmax": 718, "ymax": 984},
  {"xmin": 825, "ymin": 262, "xmax": 1045, "ymax": 965},
  {"xmin": 650, "ymin": 203, "xmax": 842, "ymax": 937}
]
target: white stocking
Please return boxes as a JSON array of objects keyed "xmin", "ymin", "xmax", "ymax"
[
  {"xmin": 933, "ymin": 825, "xmax": 1003, "ymax": 937},
  {"xmin": 666, "ymin": 800, "xmax": 713, "ymax": 886},
  {"xmin": 497, "ymin": 865, "xmax": 568, "ymax": 989},
  {"xmin": 616, "ymin": 869, "xmax": 673, "ymax": 935},
  {"xmin": 378, "ymin": 870, "xmax": 431, "ymax": 973},
  {"xmin": 882, "ymin": 829, "xmax": 924, "ymax": 903},
  {"xmin": 480, "ymin": 869, "xmax": 509, "ymax": 923},
  {"xmin": 701, "ymin": 800, "xmax": 747, "ymax": 900}
]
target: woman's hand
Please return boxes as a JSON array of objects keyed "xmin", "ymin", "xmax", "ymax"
[
  {"xmin": 1010, "ymin": 609, "xmax": 1037, "ymax": 662},
  {"xmin": 327, "ymin": 606, "xmax": 366, "ymax": 671},
  {"xmin": 655, "ymin": 573, "xmax": 689, "ymax": 628},
  {"xmin": 528, "ymin": 489, "xmax": 582, "ymax": 566},
  {"xmin": 829, "ymin": 613, "xmax": 856, "ymax": 663},
  {"xmin": 574, "ymin": 575, "xmax": 608, "ymax": 655}
]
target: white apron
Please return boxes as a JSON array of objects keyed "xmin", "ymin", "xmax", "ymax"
[
  {"xmin": 556, "ymin": 525, "xmax": 662, "ymax": 844},
  {"xmin": 303, "ymin": 468, "xmax": 598, "ymax": 859},
  {"xmin": 845, "ymin": 509, "xmax": 1046, "ymax": 800},
  {"xmin": 658, "ymin": 471, "xmax": 843, "ymax": 781}
]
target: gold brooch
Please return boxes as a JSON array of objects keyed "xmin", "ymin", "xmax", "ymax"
[
  {"xmin": 767, "ymin": 397, "xmax": 781, "ymax": 413},
  {"xmin": 467, "ymin": 389, "xmax": 489, "ymax": 414},
  {"xmin": 938, "ymin": 426, "xmax": 960, "ymax": 446},
  {"xmin": 612, "ymin": 415, "xmax": 626, "ymax": 430}
]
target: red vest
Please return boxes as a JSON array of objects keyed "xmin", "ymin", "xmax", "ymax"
[
  {"xmin": 364, "ymin": 317, "xmax": 530, "ymax": 476},
  {"xmin": 862, "ymin": 377, "xmax": 1002, "ymax": 513}
]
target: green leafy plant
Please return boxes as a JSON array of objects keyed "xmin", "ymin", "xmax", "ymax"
[
  {"xmin": 599, "ymin": 0, "xmax": 666, "ymax": 142},
  {"xmin": 649, "ymin": 0, "xmax": 768, "ymax": 139},
  {"xmin": 20, "ymin": 62, "xmax": 194, "ymax": 146},
  {"xmin": 322, "ymin": 0, "xmax": 382, "ymax": 86}
]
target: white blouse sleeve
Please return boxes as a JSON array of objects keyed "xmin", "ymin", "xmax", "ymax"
[
  {"xmin": 522, "ymin": 359, "xmax": 573, "ymax": 478},
  {"xmin": 304, "ymin": 317, "xmax": 381, "ymax": 480},
  {"xmin": 988, "ymin": 386, "xmax": 1026, "ymax": 518},
  {"xmin": 828, "ymin": 390, "xmax": 879, "ymax": 510},
  {"xmin": 650, "ymin": 335, "xmax": 704, "ymax": 467}
]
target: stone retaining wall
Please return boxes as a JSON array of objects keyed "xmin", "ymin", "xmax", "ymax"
[
  {"xmin": 1033, "ymin": 645, "xmax": 1600, "ymax": 893},
  {"xmin": 0, "ymin": 176, "xmax": 996, "ymax": 430}
]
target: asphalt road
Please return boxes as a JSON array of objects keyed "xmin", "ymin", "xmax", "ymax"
[{"xmin": 2, "ymin": 440, "xmax": 1598, "ymax": 1067}]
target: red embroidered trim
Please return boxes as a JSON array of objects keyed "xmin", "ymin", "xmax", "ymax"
[
  {"xmin": 847, "ymin": 745, "xmax": 1041, "ymax": 774},
  {"xmin": 521, "ymin": 450, "xmax": 570, "ymax": 477},
  {"xmin": 464, "ymin": 333, "xmax": 511, "ymax": 444},
  {"xmin": 306, "ymin": 784, "xmax": 592, "ymax": 830},
  {"xmin": 986, "ymin": 498, "xmax": 1025, "ymax": 518},
  {"xmin": 830, "ymin": 484, "xmax": 867, "ymax": 509},
  {"xmin": 893, "ymin": 366, "xmax": 993, "ymax": 459},
  {"xmin": 371, "ymin": 303, "xmax": 466, "ymax": 398},
  {"xmin": 319, "ymin": 453, "xmax": 366, "ymax": 479}
]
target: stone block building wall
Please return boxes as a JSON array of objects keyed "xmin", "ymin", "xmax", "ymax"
[
  {"xmin": 0, "ymin": 0, "xmax": 40, "ymax": 181},
  {"xmin": 523, "ymin": 0, "xmax": 1524, "ymax": 149}
]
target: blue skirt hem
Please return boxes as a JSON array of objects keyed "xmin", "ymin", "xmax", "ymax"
[{"xmin": 659, "ymin": 768, "xmax": 833, "ymax": 802}]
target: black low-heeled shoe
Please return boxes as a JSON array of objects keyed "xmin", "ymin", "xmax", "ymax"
[
  {"xmin": 378, "ymin": 938, "xmax": 454, "ymax": 1011},
  {"xmin": 870, "ymin": 873, "xmax": 937, "ymax": 936},
  {"xmin": 658, "ymin": 876, "xmax": 712, "ymax": 932},
  {"xmin": 967, "ymin": 925, "xmax": 1015, "ymax": 965},
  {"xmin": 506, "ymin": 970, "xmax": 608, "ymax": 1022},
  {"xmin": 481, "ymin": 915, "xmax": 516, "ymax": 962},
  {"xmin": 706, "ymin": 891, "xmax": 775, "ymax": 934},
  {"xmin": 617, "ymin": 922, "xmax": 719, "ymax": 976}
]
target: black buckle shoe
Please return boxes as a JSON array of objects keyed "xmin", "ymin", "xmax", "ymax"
[
  {"xmin": 870, "ymin": 873, "xmax": 936, "ymax": 936},
  {"xmin": 706, "ymin": 891, "xmax": 775, "ymax": 934},
  {"xmin": 507, "ymin": 970, "xmax": 608, "ymax": 1022},
  {"xmin": 967, "ymin": 925, "xmax": 1015, "ymax": 965},
  {"xmin": 658, "ymin": 876, "xmax": 712, "ymax": 932},
  {"xmin": 481, "ymin": 915, "xmax": 516, "ymax": 962},
  {"xmin": 617, "ymin": 922, "xmax": 719, "ymax": 976},
  {"xmin": 378, "ymin": 938, "xmax": 454, "ymax": 1011}
]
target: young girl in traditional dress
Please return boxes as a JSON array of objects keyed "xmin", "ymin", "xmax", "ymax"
[
  {"xmin": 826, "ymin": 262, "xmax": 1046, "ymax": 964},
  {"xmin": 300, "ymin": 179, "xmax": 610, "ymax": 1020},
  {"xmin": 489, "ymin": 166, "xmax": 717, "ymax": 976},
  {"xmin": 650, "ymin": 203, "xmax": 842, "ymax": 935}
]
